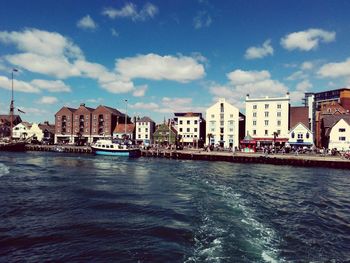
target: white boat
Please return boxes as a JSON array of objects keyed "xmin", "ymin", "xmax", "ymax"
[{"xmin": 91, "ymin": 139, "xmax": 141, "ymax": 157}]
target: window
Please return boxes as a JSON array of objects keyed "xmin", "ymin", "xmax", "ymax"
[
  {"xmin": 230, "ymin": 128, "xmax": 233, "ymax": 132},
  {"xmin": 93, "ymin": 115, "xmax": 96, "ymax": 119},
  {"xmin": 145, "ymin": 128, "xmax": 148, "ymax": 132},
  {"xmin": 277, "ymin": 104, "xmax": 281, "ymax": 109},
  {"xmin": 264, "ymin": 120, "xmax": 269, "ymax": 126},
  {"xmin": 220, "ymin": 121, "xmax": 224, "ymax": 126},
  {"xmin": 292, "ymin": 132, "xmax": 295, "ymax": 138},
  {"xmin": 306, "ymin": 133, "xmax": 310, "ymax": 139},
  {"xmin": 194, "ymin": 128, "xmax": 198, "ymax": 132},
  {"xmin": 138, "ymin": 128, "xmax": 141, "ymax": 132},
  {"xmin": 220, "ymin": 103, "xmax": 224, "ymax": 113},
  {"xmin": 253, "ymin": 105, "xmax": 257, "ymax": 109},
  {"xmin": 211, "ymin": 128, "xmax": 215, "ymax": 132},
  {"xmin": 339, "ymin": 128, "xmax": 346, "ymax": 132},
  {"xmin": 194, "ymin": 120, "xmax": 198, "ymax": 124},
  {"xmin": 179, "ymin": 120, "xmax": 183, "ymax": 125},
  {"xmin": 339, "ymin": 137, "xmax": 346, "ymax": 141},
  {"xmin": 230, "ymin": 114, "xmax": 233, "ymax": 118},
  {"xmin": 220, "ymin": 128, "xmax": 224, "ymax": 133},
  {"xmin": 179, "ymin": 128, "xmax": 183, "ymax": 132},
  {"xmin": 145, "ymin": 134, "xmax": 148, "ymax": 139},
  {"xmin": 86, "ymin": 115, "xmax": 89, "ymax": 120},
  {"xmin": 253, "ymin": 112, "xmax": 257, "ymax": 118},
  {"xmin": 265, "ymin": 112, "xmax": 269, "ymax": 117},
  {"xmin": 187, "ymin": 120, "xmax": 190, "ymax": 125},
  {"xmin": 277, "ymin": 130, "xmax": 281, "ymax": 135},
  {"xmin": 211, "ymin": 114, "xmax": 215, "ymax": 118},
  {"xmin": 277, "ymin": 112, "xmax": 281, "ymax": 117},
  {"xmin": 298, "ymin": 134, "xmax": 303, "ymax": 139},
  {"xmin": 138, "ymin": 134, "xmax": 141, "ymax": 138},
  {"xmin": 265, "ymin": 130, "xmax": 268, "ymax": 135},
  {"xmin": 265, "ymin": 104, "xmax": 269, "ymax": 109},
  {"xmin": 75, "ymin": 115, "xmax": 78, "ymax": 120},
  {"xmin": 253, "ymin": 120, "xmax": 257, "ymax": 126},
  {"xmin": 253, "ymin": 130, "xmax": 256, "ymax": 135},
  {"xmin": 277, "ymin": 120, "xmax": 281, "ymax": 126},
  {"xmin": 187, "ymin": 128, "xmax": 190, "ymax": 132}
]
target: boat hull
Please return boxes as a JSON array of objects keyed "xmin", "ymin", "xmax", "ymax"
[
  {"xmin": 0, "ymin": 141, "xmax": 26, "ymax": 152},
  {"xmin": 91, "ymin": 147, "xmax": 140, "ymax": 157}
]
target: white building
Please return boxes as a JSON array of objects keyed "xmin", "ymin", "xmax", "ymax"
[
  {"xmin": 135, "ymin": 116, "xmax": 155, "ymax": 145},
  {"xmin": 245, "ymin": 93, "xmax": 290, "ymax": 145},
  {"xmin": 174, "ymin": 112, "xmax": 205, "ymax": 146},
  {"xmin": 12, "ymin": 122, "xmax": 31, "ymax": 139},
  {"xmin": 288, "ymin": 123, "xmax": 313, "ymax": 147},
  {"xmin": 328, "ymin": 118, "xmax": 350, "ymax": 151},
  {"xmin": 206, "ymin": 98, "xmax": 240, "ymax": 148}
]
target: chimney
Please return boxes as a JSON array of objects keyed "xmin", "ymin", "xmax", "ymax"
[{"xmin": 80, "ymin": 103, "xmax": 85, "ymax": 107}]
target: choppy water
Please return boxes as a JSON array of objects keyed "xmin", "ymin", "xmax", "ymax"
[{"xmin": 0, "ymin": 152, "xmax": 349, "ymax": 262}]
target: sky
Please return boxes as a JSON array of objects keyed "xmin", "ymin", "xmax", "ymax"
[{"xmin": 1, "ymin": 0, "xmax": 350, "ymax": 124}]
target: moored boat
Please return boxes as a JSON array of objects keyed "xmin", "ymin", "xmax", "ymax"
[
  {"xmin": 91, "ymin": 139, "xmax": 141, "ymax": 157},
  {"xmin": 0, "ymin": 140, "xmax": 26, "ymax": 152}
]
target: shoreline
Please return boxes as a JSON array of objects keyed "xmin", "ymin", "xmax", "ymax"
[{"xmin": 24, "ymin": 144, "xmax": 350, "ymax": 169}]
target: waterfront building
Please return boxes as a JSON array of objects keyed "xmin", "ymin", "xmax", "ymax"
[
  {"xmin": 38, "ymin": 121, "xmax": 55, "ymax": 144},
  {"xmin": 0, "ymin": 114, "xmax": 22, "ymax": 138},
  {"xmin": 136, "ymin": 116, "xmax": 156, "ymax": 145},
  {"xmin": 91, "ymin": 105, "xmax": 126, "ymax": 142},
  {"xmin": 174, "ymin": 112, "xmax": 205, "ymax": 147},
  {"xmin": 321, "ymin": 115, "xmax": 350, "ymax": 150},
  {"xmin": 304, "ymin": 88, "xmax": 350, "ymax": 143},
  {"xmin": 55, "ymin": 106, "xmax": 76, "ymax": 144},
  {"xmin": 153, "ymin": 121, "xmax": 177, "ymax": 145},
  {"xmin": 288, "ymin": 106, "xmax": 313, "ymax": 148},
  {"xmin": 12, "ymin": 122, "xmax": 31, "ymax": 139},
  {"xmin": 72, "ymin": 103, "xmax": 94, "ymax": 145},
  {"xmin": 206, "ymin": 98, "xmax": 242, "ymax": 148},
  {"xmin": 113, "ymin": 123, "xmax": 135, "ymax": 140},
  {"xmin": 245, "ymin": 93, "xmax": 290, "ymax": 147}
]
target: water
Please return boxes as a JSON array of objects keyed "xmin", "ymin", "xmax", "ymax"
[{"xmin": 0, "ymin": 152, "xmax": 349, "ymax": 262}]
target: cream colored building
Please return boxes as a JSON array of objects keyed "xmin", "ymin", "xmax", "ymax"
[
  {"xmin": 288, "ymin": 123, "xmax": 313, "ymax": 147},
  {"xmin": 135, "ymin": 116, "xmax": 155, "ymax": 145},
  {"xmin": 245, "ymin": 93, "xmax": 290, "ymax": 145},
  {"xmin": 12, "ymin": 122, "xmax": 31, "ymax": 139},
  {"xmin": 206, "ymin": 98, "xmax": 240, "ymax": 148}
]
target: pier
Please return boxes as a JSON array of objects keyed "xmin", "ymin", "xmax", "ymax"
[
  {"xmin": 25, "ymin": 144, "xmax": 92, "ymax": 154},
  {"xmin": 141, "ymin": 149, "xmax": 350, "ymax": 169}
]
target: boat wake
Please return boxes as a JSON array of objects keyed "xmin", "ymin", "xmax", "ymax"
[
  {"xmin": 185, "ymin": 176, "xmax": 281, "ymax": 263},
  {"xmin": 0, "ymin": 163, "xmax": 10, "ymax": 176}
]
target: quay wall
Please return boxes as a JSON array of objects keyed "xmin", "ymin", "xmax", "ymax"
[
  {"xmin": 141, "ymin": 149, "xmax": 350, "ymax": 169},
  {"xmin": 24, "ymin": 145, "xmax": 350, "ymax": 169}
]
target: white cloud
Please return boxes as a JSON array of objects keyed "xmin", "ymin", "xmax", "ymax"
[
  {"xmin": 0, "ymin": 75, "xmax": 40, "ymax": 93},
  {"xmin": 5, "ymin": 53, "xmax": 80, "ymax": 79},
  {"xmin": 301, "ymin": 61, "xmax": 314, "ymax": 70},
  {"xmin": 102, "ymin": 2, "xmax": 158, "ymax": 21},
  {"xmin": 130, "ymin": 102, "xmax": 159, "ymax": 110},
  {"xmin": 38, "ymin": 96, "xmax": 58, "ymax": 104},
  {"xmin": 100, "ymin": 80, "xmax": 135, "ymax": 94},
  {"xmin": 77, "ymin": 15, "xmax": 98, "ymax": 30},
  {"xmin": 227, "ymin": 69, "xmax": 271, "ymax": 85},
  {"xmin": 289, "ymin": 80, "xmax": 313, "ymax": 104},
  {"xmin": 0, "ymin": 28, "xmax": 83, "ymax": 59},
  {"xmin": 31, "ymin": 79, "xmax": 71, "ymax": 92},
  {"xmin": 132, "ymin": 85, "xmax": 147, "ymax": 97},
  {"xmin": 111, "ymin": 28, "xmax": 119, "ymax": 37},
  {"xmin": 318, "ymin": 58, "xmax": 350, "ymax": 78},
  {"xmin": 286, "ymin": 70, "xmax": 307, "ymax": 81},
  {"xmin": 210, "ymin": 69, "xmax": 288, "ymax": 108},
  {"xmin": 245, "ymin": 40, "xmax": 273, "ymax": 59},
  {"xmin": 281, "ymin": 28, "xmax": 336, "ymax": 51},
  {"xmin": 115, "ymin": 53, "xmax": 205, "ymax": 82},
  {"xmin": 193, "ymin": 11, "xmax": 212, "ymax": 29}
]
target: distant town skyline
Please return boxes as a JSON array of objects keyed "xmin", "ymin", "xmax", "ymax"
[{"xmin": 1, "ymin": 0, "xmax": 350, "ymax": 124}]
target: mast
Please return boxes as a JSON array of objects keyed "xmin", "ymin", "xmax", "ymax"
[
  {"xmin": 10, "ymin": 68, "xmax": 18, "ymax": 141},
  {"xmin": 124, "ymin": 99, "xmax": 128, "ymax": 140}
]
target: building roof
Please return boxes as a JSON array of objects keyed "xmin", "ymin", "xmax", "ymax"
[
  {"xmin": 0, "ymin": 114, "xmax": 22, "ymax": 125},
  {"xmin": 323, "ymin": 115, "xmax": 350, "ymax": 137},
  {"xmin": 137, "ymin": 116, "xmax": 155, "ymax": 123},
  {"xmin": 113, "ymin": 123, "xmax": 135, "ymax": 134},
  {"xmin": 39, "ymin": 122, "xmax": 55, "ymax": 133},
  {"xmin": 290, "ymin": 106, "xmax": 309, "ymax": 128},
  {"xmin": 174, "ymin": 112, "xmax": 202, "ymax": 117},
  {"xmin": 96, "ymin": 105, "xmax": 124, "ymax": 116}
]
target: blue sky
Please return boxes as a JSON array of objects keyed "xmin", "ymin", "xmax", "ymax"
[{"xmin": 1, "ymin": 0, "xmax": 350, "ymax": 123}]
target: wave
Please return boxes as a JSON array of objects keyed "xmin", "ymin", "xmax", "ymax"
[{"xmin": 0, "ymin": 163, "xmax": 10, "ymax": 176}]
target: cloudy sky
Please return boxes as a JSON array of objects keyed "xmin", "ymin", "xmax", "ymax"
[{"xmin": 1, "ymin": 0, "xmax": 350, "ymax": 123}]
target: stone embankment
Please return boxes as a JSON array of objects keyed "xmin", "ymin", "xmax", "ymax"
[
  {"xmin": 26, "ymin": 144, "xmax": 92, "ymax": 153},
  {"xmin": 141, "ymin": 149, "xmax": 350, "ymax": 169}
]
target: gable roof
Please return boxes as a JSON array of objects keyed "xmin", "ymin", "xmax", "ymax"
[
  {"xmin": 113, "ymin": 123, "xmax": 135, "ymax": 134},
  {"xmin": 96, "ymin": 105, "xmax": 124, "ymax": 116},
  {"xmin": 137, "ymin": 116, "xmax": 155, "ymax": 123},
  {"xmin": 289, "ymin": 122, "xmax": 312, "ymax": 133}
]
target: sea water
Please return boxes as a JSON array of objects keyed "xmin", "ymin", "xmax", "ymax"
[{"xmin": 0, "ymin": 152, "xmax": 349, "ymax": 262}]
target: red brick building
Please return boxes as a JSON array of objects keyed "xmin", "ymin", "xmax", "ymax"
[{"xmin": 55, "ymin": 106, "xmax": 76, "ymax": 144}]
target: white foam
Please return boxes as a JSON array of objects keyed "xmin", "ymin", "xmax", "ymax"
[
  {"xmin": 262, "ymin": 251, "xmax": 278, "ymax": 263},
  {"xmin": 0, "ymin": 163, "xmax": 10, "ymax": 176}
]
